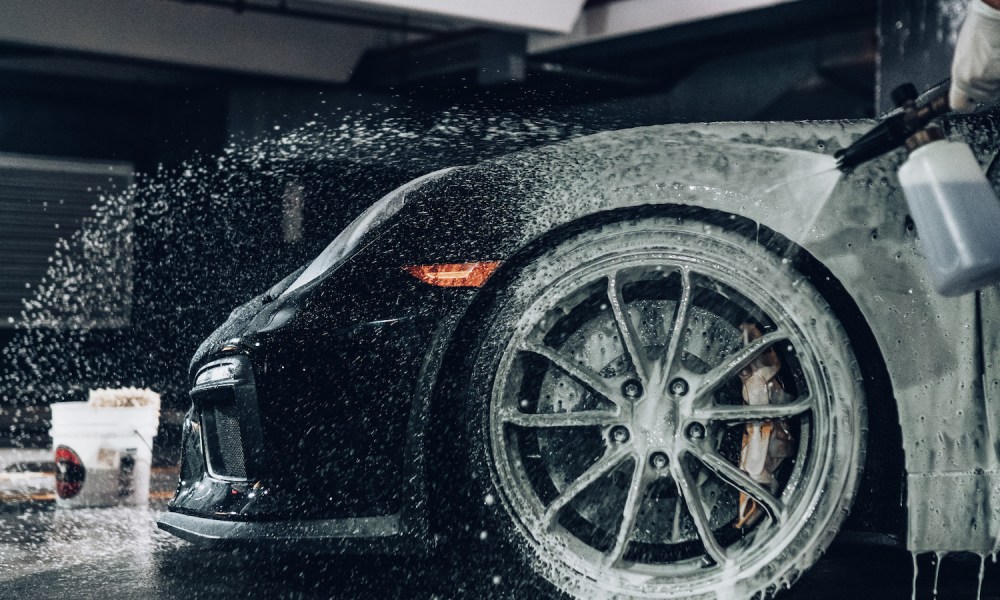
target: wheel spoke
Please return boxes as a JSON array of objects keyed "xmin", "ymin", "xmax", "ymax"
[
  {"xmin": 607, "ymin": 272, "xmax": 650, "ymax": 383},
  {"xmin": 662, "ymin": 267, "xmax": 693, "ymax": 376},
  {"xmin": 671, "ymin": 454, "xmax": 727, "ymax": 565},
  {"xmin": 689, "ymin": 445, "xmax": 785, "ymax": 523},
  {"xmin": 695, "ymin": 331, "xmax": 789, "ymax": 397},
  {"xmin": 693, "ymin": 395, "xmax": 812, "ymax": 423},
  {"xmin": 521, "ymin": 340, "xmax": 620, "ymax": 405},
  {"xmin": 543, "ymin": 448, "xmax": 631, "ymax": 528},
  {"xmin": 604, "ymin": 458, "xmax": 649, "ymax": 567},
  {"xmin": 501, "ymin": 409, "xmax": 620, "ymax": 428}
]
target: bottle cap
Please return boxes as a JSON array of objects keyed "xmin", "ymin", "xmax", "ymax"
[{"xmin": 905, "ymin": 126, "xmax": 945, "ymax": 153}]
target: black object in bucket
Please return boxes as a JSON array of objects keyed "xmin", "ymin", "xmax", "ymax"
[
  {"xmin": 55, "ymin": 445, "xmax": 86, "ymax": 499},
  {"xmin": 117, "ymin": 449, "xmax": 136, "ymax": 499}
]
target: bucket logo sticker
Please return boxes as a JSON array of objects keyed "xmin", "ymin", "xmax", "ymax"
[{"xmin": 55, "ymin": 445, "xmax": 86, "ymax": 499}]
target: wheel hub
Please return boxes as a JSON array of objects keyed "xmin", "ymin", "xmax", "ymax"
[
  {"xmin": 629, "ymin": 382, "xmax": 682, "ymax": 455},
  {"xmin": 533, "ymin": 293, "xmax": 749, "ymax": 543}
]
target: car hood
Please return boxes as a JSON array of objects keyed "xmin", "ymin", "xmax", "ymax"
[{"xmin": 188, "ymin": 167, "xmax": 458, "ymax": 377}]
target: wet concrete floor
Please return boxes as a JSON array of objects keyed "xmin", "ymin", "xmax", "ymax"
[
  {"xmin": 0, "ymin": 501, "xmax": 998, "ymax": 600},
  {"xmin": 0, "ymin": 450, "xmax": 993, "ymax": 600}
]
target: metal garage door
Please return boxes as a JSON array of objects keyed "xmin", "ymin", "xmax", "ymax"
[{"xmin": 0, "ymin": 153, "xmax": 134, "ymax": 329}]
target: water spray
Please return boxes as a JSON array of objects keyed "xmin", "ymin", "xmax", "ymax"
[{"xmin": 837, "ymin": 80, "xmax": 1000, "ymax": 296}]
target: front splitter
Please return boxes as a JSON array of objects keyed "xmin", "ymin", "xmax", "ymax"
[{"xmin": 156, "ymin": 510, "xmax": 416, "ymax": 553}]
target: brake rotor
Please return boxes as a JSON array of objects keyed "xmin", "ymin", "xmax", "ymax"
[{"xmin": 535, "ymin": 298, "xmax": 745, "ymax": 545}]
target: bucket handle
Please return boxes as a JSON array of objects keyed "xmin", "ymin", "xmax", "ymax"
[{"xmin": 132, "ymin": 429, "xmax": 153, "ymax": 453}]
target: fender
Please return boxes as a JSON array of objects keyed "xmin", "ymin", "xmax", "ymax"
[{"xmin": 388, "ymin": 115, "xmax": 1000, "ymax": 555}]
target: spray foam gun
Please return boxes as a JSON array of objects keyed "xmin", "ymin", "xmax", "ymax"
[
  {"xmin": 835, "ymin": 82, "xmax": 950, "ymax": 170},
  {"xmin": 835, "ymin": 81, "xmax": 1000, "ymax": 297}
]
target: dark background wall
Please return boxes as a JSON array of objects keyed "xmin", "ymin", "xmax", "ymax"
[
  {"xmin": 0, "ymin": 73, "xmax": 228, "ymax": 171},
  {"xmin": 877, "ymin": 0, "xmax": 963, "ymax": 114}
]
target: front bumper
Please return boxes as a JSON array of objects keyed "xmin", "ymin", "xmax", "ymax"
[{"xmin": 163, "ymin": 308, "xmax": 444, "ymax": 524}]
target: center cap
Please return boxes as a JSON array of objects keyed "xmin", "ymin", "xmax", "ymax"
[{"xmin": 633, "ymin": 392, "xmax": 680, "ymax": 448}]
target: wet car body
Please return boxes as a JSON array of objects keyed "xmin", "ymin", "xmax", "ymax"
[{"xmin": 159, "ymin": 111, "xmax": 1000, "ymax": 560}]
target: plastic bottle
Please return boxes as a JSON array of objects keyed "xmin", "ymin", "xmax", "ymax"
[{"xmin": 898, "ymin": 127, "xmax": 1000, "ymax": 296}]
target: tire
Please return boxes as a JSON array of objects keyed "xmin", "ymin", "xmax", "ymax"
[{"xmin": 464, "ymin": 217, "xmax": 867, "ymax": 599}]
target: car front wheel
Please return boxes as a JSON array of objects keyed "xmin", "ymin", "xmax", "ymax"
[{"xmin": 465, "ymin": 217, "xmax": 866, "ymax": 599}]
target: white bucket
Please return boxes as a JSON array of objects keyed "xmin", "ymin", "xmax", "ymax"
[{"xmin": 49, "ymin": 389, "xmax": 160, "ymax": 508}]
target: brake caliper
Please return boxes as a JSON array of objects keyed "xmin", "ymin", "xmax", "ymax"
[{"xmin": 734, "ymin": 323, "xmax": 794, "ymax": 528}]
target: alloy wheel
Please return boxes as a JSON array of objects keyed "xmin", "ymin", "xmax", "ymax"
[{"xmin": 489, "ymin": 251, "xmax": 832, "ymax": 594}]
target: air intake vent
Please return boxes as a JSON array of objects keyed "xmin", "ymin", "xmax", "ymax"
[{"xmin": 202, "ymin": 399, "xmax": 248, "ymax": 480}]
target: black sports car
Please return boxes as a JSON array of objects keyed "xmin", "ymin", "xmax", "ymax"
[{"xmin": 158, "ymin": 114, "xmax": 1000, "ymax": 599}]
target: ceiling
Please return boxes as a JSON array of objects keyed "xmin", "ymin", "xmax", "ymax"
[{"xmin": 0, "ymin": 0, "xmax": 867, "ymax": 85}]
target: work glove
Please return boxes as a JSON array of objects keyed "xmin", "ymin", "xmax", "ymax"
[{"xmin": 950, "ymin": 0, "xmax": 1000, "ymax": 112}]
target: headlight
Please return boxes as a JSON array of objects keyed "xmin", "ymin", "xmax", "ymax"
[{"xmin": 195, "ymin": 363, "xmax": 237, "ymax": 386}]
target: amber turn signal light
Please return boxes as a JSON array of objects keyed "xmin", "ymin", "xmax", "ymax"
[{"xmin": 403, "ymin": 261, "xmax": 501, "ymax": 288}]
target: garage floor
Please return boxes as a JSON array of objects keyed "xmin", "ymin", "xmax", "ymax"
[
  {"xmin": 1, "ymin": 508, "xmax": 999, "ymax": 600},
  {"xmin": 0, "ymin": 447, "xmax": 997, "ymax": 600}
]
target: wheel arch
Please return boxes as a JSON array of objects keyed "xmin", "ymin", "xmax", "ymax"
[{"xmin": 422, "ymin": 202, "xmax": 904, "ymax": 541}]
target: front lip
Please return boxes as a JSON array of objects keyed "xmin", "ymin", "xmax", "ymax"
[{"xmin": 156, "ymin": 510, "xmax": 418, "ymax": 552}]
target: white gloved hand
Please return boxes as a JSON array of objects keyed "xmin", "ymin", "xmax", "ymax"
[{"xmin": 950, "ymin": 0, "xmax": 1000, "ymax": 112}]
